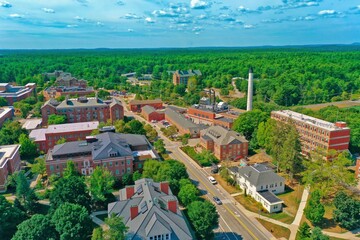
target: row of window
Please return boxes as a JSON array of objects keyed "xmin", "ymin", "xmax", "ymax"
[
  {"xmin": 260, "ymin": 182, "xmax": 282, "ymax": 190},
  {"xmin": 149, "ymin": 233, "xmax": 170, "ymax": 240}
]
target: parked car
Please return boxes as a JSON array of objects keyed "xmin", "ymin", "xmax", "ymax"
[
  {"xmin": 151, "ymin": 120, "xmax": 157, "ymax": 123},
  {"xmin": 211, "ymin": 163, "xmax": 219, "ymax": 174},
  {"xmin": 208, "ymin": 176, "xmax": 217, "ymax": 184},
  {"xmin": 213, "ymin": 196, "xmax": 222, "ymax": 205}
]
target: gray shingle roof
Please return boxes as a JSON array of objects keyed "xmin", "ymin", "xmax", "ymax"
[
  {"xmin": 108, "ymin": 179, "xmax": 193, "ymax": 240},
  {"xmin": 129, "ymin": 99, "xmax": 162, "ymax": 105},
  {"xmin": 142, "ymin": 105, "xmax": 156, "ymax": 115},
  {"xmin": 236, "ymin": 164, "xmax": 285, "ymax": 186},
  {"xmin": 201, "ymin": 125, "xmax": 247, "ymax": 145},
  {"xmin": 258, "ymin": 190, "xmax": 283, "ymax": 204},
  {"xmin": 175, "ymin": 70, "xmax": 202, "ymax": 77},
  {"xmin": 165, "ymin": 107, "xmax": 202, "ymax": 134}
]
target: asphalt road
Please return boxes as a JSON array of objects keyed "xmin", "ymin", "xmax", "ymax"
[{"xmin": 120, "ymin": 98, "xmax": 272, "ymax": 240}]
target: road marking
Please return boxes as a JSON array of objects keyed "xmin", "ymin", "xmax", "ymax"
[
  {"xmin": 184, "ymin": 161, "xmax": 259, "ymax": 240},
  {"xmin": 218, "ymin": 211, "xmax": 238, "ymax": 240}
]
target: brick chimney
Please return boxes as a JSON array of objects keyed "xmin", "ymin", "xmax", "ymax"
[
  {"xmin": 167, "ymin": 199, "xmax": 177, "ymax": 214},
  {"xmin": 335, "ymin": 121, "xmax": 347, "ymax": 128},
  {"xmin": 130, "ymin": 205, "xmax": 138, "ymax": 220},
  {"xmin": 160, "ymin": 182, "xmax": 169, "ymax": 195},
  {"xmin": 126, "ymin": 186, "xmax": 135, "ymax": 199}
]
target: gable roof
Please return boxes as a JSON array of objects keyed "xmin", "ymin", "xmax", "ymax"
[
  {"xmin": 142, "ymin": 105, "xmax": 156, "ymax": 115},
  {"xmin": 236, "ymin": 164, "xmax": 285, "ymax": 186},
  {"xmin": 129, "ymin": 99, "xmax": 162, "ymax": 105},
  {"xmin": 201, "ymin": 125, "xmax": 247, "ymax": 145},
  {"xmin": 165, "ymin": 107, "xmax": 203, "ymax": 134},
  {"xmin": 108, "ymin": 179, "xmax": 192, "ymax": 240},
  {"xmin": 175, "ymin": 70, "xmax": 202, "ymax": 77}
]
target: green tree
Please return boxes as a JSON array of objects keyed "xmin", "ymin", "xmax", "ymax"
[
  {"xmin": 56, "ymin": 137, "xmax": 66, "ymax": 145},
  {"xmin": 132, "ymin": 171, "xmax": 142, "ymax": 182},
  {"xmin": 31, "ymin": 157, "xmax": 46, "ymax": 178},
  {"xmin": 302, "ymin": 150, "xmax": 355, "ymax": 196},
  {"xmin": 50, "ymin": 175, "xmax": 91, "ymax": 212},
  {"xmin": 0, "ymin": 195, "xmax": 27, "ymax": 240},
  {"xmin": 162, "ymin": 125, "xmax": 177, "ymax": 138},
  {"xmin": 142, "ymin": 160, "xmax": 161, "ymax": 179},
  {"xmin": 304, "ymin": 190, "xmax": 325, "ymax": 225},
  {"xmin": 91, "ymin": 228, "xmax": 104, "ymax": 240},
  {"xmin": 88, "ymin": 167, "xmax": 115, "ymax": 206},
  {"xmin": 51, "ymin": 203, "xmax": 92, "ymax": 240},
  {"xmin": 154, "ymin": 139, "xmax": 166, "ymax": 154},
  {"xmin": 297, "ymin": 222, "xmax": 311, "ymax": 240},
  {"xmin": 103, "ymin": 214, "xmax": 128, "ymax": 240},
  {"xmin": 187, "ymin": 200, "xmax": 219, "ymax": 239},
  {"xmin": 178, "ymin": 183, "xmax": 199, "ymax": 206},
  {"xmin": 63, "ymin": 161, "xmax": 79, "ymax": 178},
  {"xmin": 232, "ymin": 109, "xmax": 268, "ymax": 140},
  {"xmin": 124, "ymin": 120, "xmax": 146, "ymax": 135},
  {"xmin": 16, "ymin": 171, "xmax": 31, "ymax": 202},
  {"xmin": 48, "ymin": 114, "xmax": 66, "ymax": 125},
  {"xmin": 144, "ymin": 124, "xmax": 158, "ymax": 142},
  {"xmin": 333, "ymin": 191, "xmax": 360, "ymax": 230},
  {"xmin": 122, "ymin": 173, "xmax": 133, "ymax": 186},
  {"xmin": 12, "ymin": 214, "xmax": 58, "ymax": 240},
  {"xmin": 0, "ymin": 97, "xmax": 8, "ymax": 106},
  {"xmin": 187, "ymin": 76, "xmax": 198, "ymax": 93},
  {"xmin": 98, "ymin": 89, "xmax": 110, "ymax": 99},
  {"xmin": 19, "ymin": 134, "xmax": 38, "ymax": 159},
  {"xmin": 310, "ymin": 227, "xmax": 329, "ymax": 240},
  {"xmin": 0, "ymin": 121, "xmax": 27, "ymax": 145}
]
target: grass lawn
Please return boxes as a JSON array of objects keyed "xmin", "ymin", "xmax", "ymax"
[
  {"xmin": 234, "ymin": 194, "xmax": 294, "ymax": 224},
  {"xmin": 96, "ymin": 213, "xmax": 108, "ymax": 222},
  {"xmin": 212, "ymin": 174, "xmax": 240, "ymax": 195},
  {"xmin": 277, "ymin": 184, "xmax": 304, "ymax": 219},
  {"xmin": 256, "ymin": 218, "xmax": 291, "ymax": 239}
]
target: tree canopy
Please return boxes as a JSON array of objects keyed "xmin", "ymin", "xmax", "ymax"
[
  {"xmin": 48, "ymin": 114, "xmax": 67, "ymax": 125},
  {"xmin": 333, "ymin": 191, "xmax": 360, "ymax": 230}
]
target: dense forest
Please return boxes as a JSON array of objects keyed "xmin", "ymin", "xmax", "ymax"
[{"xmin": 1, "ymin": 46, "xmax": 360, "ymax": 107}]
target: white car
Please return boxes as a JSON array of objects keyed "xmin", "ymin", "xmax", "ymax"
[
  {"xmin": 151, "ymin": 120, "xmax": 157, "ymax": 123},
  {"xmin": 208, "ymin": 176, "xmax": 217, "ymax": 185}
]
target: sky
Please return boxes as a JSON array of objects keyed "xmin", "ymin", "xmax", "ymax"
[{"xmin": 0, "ymin": 0, "xmax": 359, "ymax": 49}]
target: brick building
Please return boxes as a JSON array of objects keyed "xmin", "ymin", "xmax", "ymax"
[
  {"xmin": 45, "ymin": 132, "xmax": 159, "ymax": 178},
  {"xmin": 271, "ymin": 110, "xmax": 350, "ymax": 155},
  {"xmin": 0, "ymin": 145, "xmax": 21, "ymax": 192},
  {"xmin": 54, "ymin": 73, "xmax": 87, "ymax": 88},
  {"xmin": 129, "ymin": 99, "xmax": 163, "ymax": 112},
  {"xmin": 165, "ymin": 107, "xmax": 204, "ymax": 138},
  {"xmin": 29, "ymin": 121, "xmax": 99, "ymax": 152},
  {"xmin": 43, "ymin": 86, "xmax": 95, "ymax": 100},
  {"xmin": 41, "ymin": 97, "xmax": 123, "ymax": 126},
  {"xmin": 0, "ymin": 107, "xmax": 14, "ymax": 127},
  {"xmin": 141, "ymin": 105, "xmax": 165, "ymax": 122},
  {"xmin": 213, "ymin": 117, "xmax": 234, "ymax": 129},
  {"xmin": 200, "ymin": 126, "xmax": 248, "ymax": 161},
  {"xmin": 173, "ymin": 70, "xmax": 202, "ymax": 85},
  {"xmin": 188, "ymin": 106, "xmax": 234, "ymax": 129},
  {"xmin": 0, "ymin": 83, "xmax": 36, "ymax": 105}
]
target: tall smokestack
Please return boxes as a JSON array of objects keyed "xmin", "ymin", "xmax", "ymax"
[{"xmin": 246, "ymin": 67, "xmax": 253, "ymax": 111}]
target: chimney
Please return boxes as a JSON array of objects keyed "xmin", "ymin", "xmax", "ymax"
[
  {"xmin": 167, "ymin": 199, "xmax": 177, "ymax": 214},
  {"xmin": 160, "ymin": 182, "xmax": 169, "ymax": 195},
  {"xmin": 126, "ymin": 186, "xmax": 135, "ymax": 199},
  {"xmin": 130, "ymin": 205, "xmax": 138, "ymax": 220},
  {"xmin": 335, "ymin": 121, "xmax": 347, "ymax": 128},
  {"xmin": 246, "ymin": 67, "xmax": 254, "ymax": 111}
]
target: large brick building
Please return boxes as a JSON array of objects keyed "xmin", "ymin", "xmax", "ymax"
[
  {"xmin": 43, "ymin": 86, "xmax": 95, "ymax": 100},
  {"xmin": 141, "ymin": 105, "xmax": 165, "ymax": 122},
  {"xmin": 188, "ymin": 106, "xmax": 234, "ymax": 129},
  {"xmin": 165, "ymin": 107, "xmax": 204, "ymax": 138},
  {"xmin": 0, "ymin": 83, "xmax": 36, "ymax": 105},
  {"xmin": 129, "ymin": 99, "xmax": 163, "ymax": 112},
  {"xmin": 200, "ymin": 126, "xmax": 248, "ymax": 161},
  {"xmin": 45, "ymin": 132, "xmax": 159, "ymax": 178},
  {"xmin": 271, "ymin": 110, "xmax": 350, "ymax": 155},
  {"xmin": 54, "ymin": 72, "xmax": 87, "ymax": 88},
  {"xmin": 29, "ymin": 121, "xmax": 99, "ymax": 153},
  {"xmin": 172, "ymin": 70, "xmax": 202, "ymax": 85},
  {"xmin": 0, "ymin": 107, "xmax": 14, "ymax": 127},
  {"xmin": 41, "ymin": 97, "xmax": 123, "ymax": 126},
  {"xmin": 0, "ymin": 145, "xmax": 21, "ymax": 192}
]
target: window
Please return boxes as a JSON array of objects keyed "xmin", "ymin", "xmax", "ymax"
[
  {"xmin": 115, "ymin": 161, "xmax": 118, "ymax": 166},
  {"xmin": 109, "ymin": 162, "xmax": 113, "ymax": 167},
  {"xmin": 138, "ymin": 163, "xmax": 142, "ymax": 168},
  {"xmin": 50, "ymin": 165, "xmax": 54, "ymax": 171},
  {"xmin": 103, "ymin": 162, "xmax": 107, "ymax": 167},
  {"xmin": 260, "ymin": 186, "xmax": 263, "ymax": 190},
  {"xmin": 127, "ymin": 159, "xmax": 131, "ymax": 165},
  {"xmin": 280, "ymin": 182, "xmax": 282, "ymax": 186},
  {"xmin": 116, "ymin": 169, "xmax": 120, "ymax": 175},
  {"xmin": 127, "ymin": 167, "xmax": 131, "ymax": 173}
]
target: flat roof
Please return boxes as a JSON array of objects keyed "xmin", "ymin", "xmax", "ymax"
[
  {"xmin": 30, "ymin": 121, "xmax": 99, "ymax": 141},
  {"xmin": 0, "ymin": 145, "xmax": 20, "ymax": 169},
  {"xmin": 22, "ymin": 118, "xmax": 42, "ymax": 130},
  {"xmin": 258, "ymin": 190, "xmax": 283, "ymax": 204},
  {"xmin": 272, "ymin": 110, "xmax": 349, "ymax": 131},
  {"xmin": 0, "ymin": 107, "xmax": 13, "ymax": 119}
]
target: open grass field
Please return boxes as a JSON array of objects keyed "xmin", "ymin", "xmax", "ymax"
[
  {"xmin": 212, "ymin": 174, "xmax": 241, "ymax": 195},
  {"xmin": 295, "ymin": 100, "xmax": 360, "ymax": 111},
  {"xmin": 256, "ymin": 218, "xmax": 291, "ymax": 239}
]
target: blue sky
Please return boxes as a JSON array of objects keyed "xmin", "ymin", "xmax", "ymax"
[{"xmin": 0, "ymin": 0, "xmax": 359, "ymax": 49}]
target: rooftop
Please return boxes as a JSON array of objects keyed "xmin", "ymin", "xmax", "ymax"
[
  {"xmin": 29, "ymin": 121, "xmax": 99, "ymax": 141},
  {"xmin": 165, "ymin": 107, "xmax": 203, "ymax": 134},
  {"xmin": 201, "ymin": 125, "xmax": 247, "ymax": 145},
  {"xmin": 22, "ymin": 118, "xmax": 42, "ymax": 130},
  {"xmin": 175, "ymin": 70, "xmax": 202, "ymax": 77},
  {"xmin": 0, "ymin": 145, "xmax": 20, "ymax": 169},
  {"xmin": 258, "ymin": 190, "xmax": 283, "ymax": 204},
  {"xmin": 108, "ymin": 178, "xmax": 192, "ymax": 240},
  {"xmin": 235, "ymin": 163, "xmax": 284, "ymax": 187},
  {"xmin": 129, "ymin": 99, "xmax": 162, "ymax": 105},
  {"xmin": 272, "ymin": 110, "xmax": 349, "ymax": 131},
  {"xmin": 0, "ymin": 107, "xmax": 13, "ymax": 119}
]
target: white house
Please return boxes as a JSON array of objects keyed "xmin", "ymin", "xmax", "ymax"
[{"xmin": 229, "ymin": 163, "xmax": 285, "ymax": 213}]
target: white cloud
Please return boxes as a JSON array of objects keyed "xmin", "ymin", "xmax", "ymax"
[
  {"xmin": 96, "ymin": 21, "xmax": 104, "ymax": 26},
  {"xmin": 128, "ymin": 28, "xmax": 134, "ymax": 32},
  {"xmin": 74, "ymin": 16, "xmax": 87, "ymax": 21},
  {"xmin": 244, "ymin": 24, "xmax": 255, "ymax": 29},
  {"xmin": 0, "ymin": 0, "xmax": 11, "ymax": 8},
  {"xmin": 42, "ymin": 8, "xmax": 55, "ymax": 13},
  {"xmin": 124, "ymin": 13, "xmax": 141, "ymax": 19},
  {"xmin": 145, "ymin": 17, "xmax": 155, "ymax": 23},
  {"xmin": 66, "ymin": 24, "xmax": 78, "ymax": 28},
  {"xmin": 9, "ymin": 13, "xmax": 24, "ymax": 18},
  {"xmin": 190, "ymin": 0, "xmax": 211, "ymax": 9},
  {"xmin": 318, "ymin": 9, "xmax": 336, "ymax": 15},
  {"xmin": 238, "ymin": 6, "xmax": 260, "ymax": 14},
  {"xmin": 116, "ymin": 1, "xmax": 125, "ymax": 6}
]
